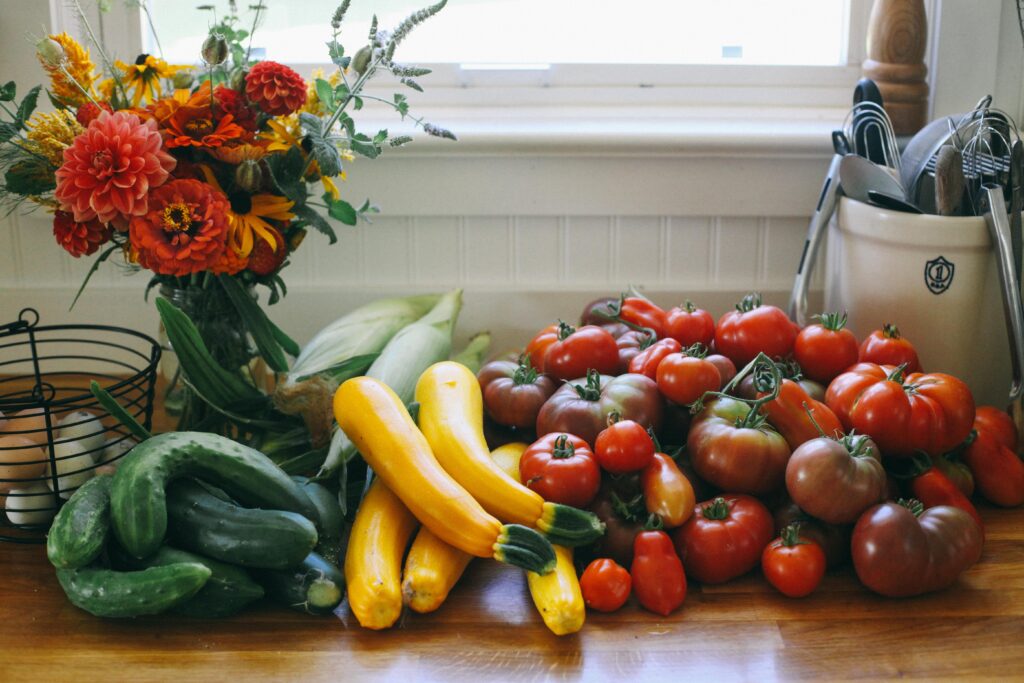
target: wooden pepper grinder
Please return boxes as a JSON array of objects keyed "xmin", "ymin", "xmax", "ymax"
[{"xmin": 862, "ymin": 0, "xmax": 929, "ymax": 135}]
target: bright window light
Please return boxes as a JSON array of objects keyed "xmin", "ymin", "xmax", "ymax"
[{"xmin": 146, "ymin": 0, "xmax": 848, "ymax": 67}]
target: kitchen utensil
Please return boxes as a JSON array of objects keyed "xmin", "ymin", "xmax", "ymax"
[
  {"xmin": 839, "ymin": 154, "xmax": 905, "ymax": 204},
  {"xmin": 979, "ymin": 184, "xmax": 1024, "ymax": 402},
  {"xmin": 866, "ymin": 190, "xmax": 924, "ymax": 214},
  {"xmin": 934, "ymin": 146, "xmax": 964, "ymax": 216},
  {"xmin": 1010, "ymin": 141, "xmax": 1022, "ymax": 286},
  {"xmin": 788, "ymin": 151, "xmax": 843, "ymax": 326},
  {"xmin": 832, "ymin": 130, "xmax": 851, "ymax": 156},
  {"xmin": 842, "ymin": 100, "xmax": 901, "ymax": 172},
  {"xmin": 852, "ymin": 78, "xmax": 887, "ymax": 166}
]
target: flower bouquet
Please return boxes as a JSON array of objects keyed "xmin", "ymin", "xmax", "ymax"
[{"xmin": 0, "ymin": 0, "xmax": 453, "ymax": 435}]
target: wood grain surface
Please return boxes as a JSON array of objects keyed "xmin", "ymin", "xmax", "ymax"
[{"xmin": 3, "ymin": 390, "xmax": 1024, "ymax": 682}]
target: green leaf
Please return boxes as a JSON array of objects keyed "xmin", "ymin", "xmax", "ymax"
[
  {"xmin": 353, "ymin": 96, "xmax": 363, "ymax": 111},
  {"xmin": 70, "ymin": 244, "xmax": 119, "ymax": 310},
  {"xmin": 0, "ymin": 121, "xmax": 19, "ymax": 145},
  {"xmin": 271, "ymin": 319, "xmax": 301, "ymax": 357},
  {"xmin": 349, "ymin": 133, "xmax": 380, "ymax": 159},
  {"xmin": 292, "ymin": 203, "xmax": 338, "ymax": 244},
  {"xmin": 299, "ymin": 112, "xmax": 343, "ymax": 178},
  {"xmin": 90, "ymin": 381, "xmax": 152, "ymax": 441},
  {"xmin": 218, "ymin": 274, "xmax": 289, "ymax": 373},
  {"xmin": 15, "ymin": 85, "xmax": 41, "ymax": 127},
  {"xmin": 294, "ymin": 353, "xmax": 379, "ymax": 384},
  {"xmin": 322, "ymin": 192, "xmax": 357, "ymax": 225},
  {"xmin": 266, "ymin": 146, "xmax": 306, "ymax": 203},
  {"xmin": 373, "ymin": 129, "xmax": 388, "ymax": 144},
  {"xmin": 4, "ymin": 159, "xmax": 55, "ymax": 195},
  {"xmin": 314, "ymin": 78, "xmax": 335, "ymax": 112},
  {"xmin": 326, "ymin": 40, "xmax": 347, "ymax": 68},
  {"xmin": 0, "ymin": 81, "xmax": 14, "ymax": 102}
]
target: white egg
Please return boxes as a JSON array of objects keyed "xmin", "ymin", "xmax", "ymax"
[
  {"xmin": 46, "ymin": 439, "xmax": 97, "ymax": 499},
  {"xmin": 5, "ymin": 481, "xmax": 57, "ymax": 526},
  {"xmin": 99, "ymin": 435, "xmax": 137, "ymax": 466},
  {"xmin": 56, "ymin": 410, "xmax": 107, "ymax": 455}
]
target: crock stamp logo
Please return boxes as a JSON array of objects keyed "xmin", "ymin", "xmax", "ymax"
[{"xmin": 924, "ymin": 256, "xmax": 955, "ymax": 295}]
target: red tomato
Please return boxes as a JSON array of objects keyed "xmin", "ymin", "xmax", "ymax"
[
  {"xmin": 794, "ymin": 312, "xmax": 859, "ymax": 384},
  {"xmin": 858, "ymin": 324, "xmax": 922, "ymax": 373},
  {"xmin": 619, "ymin": 296, "xmax": 668, "ymax": 339},
  {"xmin": 527, "ymin": 322, "xmax": 619, "ymax": 380},
  {"xmin": 673, "ymin": 494, "xmax": 774, "ymax": 584},
  {"xmin": 641, "ymin": 452, "xmax": 696, "ymax": 528},
  {"xmin": 614, "ymin": 330, "xmax": 652, "ymax": 374},
  {"xmin": 761, "ymin": 523, "xmax": 826, "ymax": 598},
  {"xmin": 519, "ymin": 433, "xmax": 601, "ymax": 508},
  {"xmin": 656, "ymin": 352, "xmax": 721, "ymax": 406},
  {"xmin": 628, "ymin": 338, "xmax": 682, "ymax": 380},
  {"xmin": 963, "ymin": 428, "xmax": 1024, "ymax": 507},
  {"xmin": 825, "ymin": 363, "xmax": 975, "ymax": 457},
  {"xmin": 594, "ymin": 419, "xmax": 655, "ymax": 474},
  {"xmin": 706, "ymin": 354, "xmax": 737, "ymax": 389},
  {"xmin": 579, "ymin": 558, "xmax": 632, "ymax": 612},
  {"xmin": 974, "ymin": 406, "xmax": 1018, "ymax": 451},
  {"xmin": 477, "ymin": 358, "xmax": 557, "ymax": 429},
  {"xmin": 910, "ymin": 463, "xmax": 984, "ymax": 532},
  {"xmin": 665, "ymin": 301, "xmax": 715, "ymax": 348},
  {"xmin": 631, "ymin": 530, "xmax": 687, "ymax": 616},
  {"xmin": 715, "ymin": 293, "xmax": 797, "ymax": 367}
]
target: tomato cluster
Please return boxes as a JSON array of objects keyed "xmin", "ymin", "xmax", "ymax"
[{"xmin": 480, "ymin": 290, "xmax": 1011, "ymax": 611}]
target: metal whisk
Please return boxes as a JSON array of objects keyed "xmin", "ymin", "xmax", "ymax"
[{"xmin": 841, "ymin": 100, "xmax": 902, "ymax": 174}]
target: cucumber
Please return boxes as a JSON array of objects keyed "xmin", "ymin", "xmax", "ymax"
[
  {"xmin": 166, "ymin": 478, "xmax": 318, "ymax": 570},
  {"xmin": 293, "ymin": 477, "xmax": 345, "ymax": 566},
  {"xmin": 110, "ymin": 431, "xmax": 319, "ymax": 558},
  {"xmin": 115, "ymin": 545, "xmax": 265, "ymax": 618},
  {"xmin": 46, "ymin": 474, "xmax": 113, "ymax": 569},
  {"xmin": 55, "ymin": 563, "xmax": 211, "ymax": 618},
  {"xmin": 253, "ymin": 552, "xmax": 345, "ymax": 615}
]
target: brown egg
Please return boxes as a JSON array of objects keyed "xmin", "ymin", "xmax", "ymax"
[
  {"xmin": 0, "ymin": 434, "xmax": 48, "ymax": 493},
  {"xmin": 4, "ymin": 408, "xmax": 50, "ymax": 447}
]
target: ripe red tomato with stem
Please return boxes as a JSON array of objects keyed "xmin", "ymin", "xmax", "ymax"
[
  {"xmin": 673, "ymin": 494, "xmax": 774, "ymax": 584},
  {"xmin": 579, "ymin": 558, "xmax": 632, "ymax": 612},
  {"xmin": 631, "ymin": 530, "xmax": 687, "ymax": 616},
  {"xmin": 525, "ymin": 321, "xmax": 619, "ymax": 380},
  {"xmin": 519, "ymin": 433, "xmax": 601, "ymax": 508},
  {"xmin": 974, "ymin": 406, "xmax": 1018, "ymax": 451},
  {"xmin": 665, "ymin": 301, "xmax": 715, "ymax": 348},
  {"xmin": 656, "ymin": 344, "xmax": 722, "ymax": 406},
  {"xmin": 858, "ymin": 324, "xmax": 922, "ymax": 373},
  {"xmin": 794, "ymin": 311, "xmax": 859, "ymax": 384},
  {"xmin": 715, "ymin": 292, "xmax": 798, "ymax": 367},
  {"xmin": 595, "ymin": 416, "xmax": 656, "ymax": 474},
  {"xmin": 628, "ymin": 337, "xmax": 682, "ymax": 380},
  {"xmin": 761, "ymin": 523, "xmax": 826, "ymax": 598}
]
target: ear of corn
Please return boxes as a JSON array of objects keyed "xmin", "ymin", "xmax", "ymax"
[
  {"xmin": 344, "ymin": 477, "xmax": 418, "ymax": 630},
  {"xmin": 450, "ymin": 331, "xmax": 492, "ymax": 374},
  {"xmin": 318, "ymin": 289, "xmax": 463, "ymax": 480},
  {"xmin": 402, "ymin": 526, "xmax": 473, "ymax": 614},
  {"xmin": 527, "ymin": 545, "xmax": 585, "ymax": 636}
]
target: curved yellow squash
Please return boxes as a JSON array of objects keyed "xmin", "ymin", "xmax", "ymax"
[
  {"xmin": 490, "ymin": 442, "xmax": 529, "ymax": 483},
  {"xmin": 344, "ymin": 478, "xmax": 418, "ymax": 630},
  {"xmin": 527, "ymin": 545, "xmax": 585, "ymax": 636},
  {"xmin": 402, "ymin": 526, "xmax": 473, "ymax": 614}
]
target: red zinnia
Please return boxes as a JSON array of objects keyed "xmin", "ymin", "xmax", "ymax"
[
  {"xmin": 55, "ymin": 110, "xmax": 176, "ymax": 224},
  {"xmin": 214, "ymin": 85, "xmax": 258, "ymax": 132},
  {"xmin": 245, "ymin": 61, "xmax": 306, "ymax": 116},
  {"xmin": 247, "ymin": 225, "xmax": 286, "ymax": 276},
  {"xmin": 52, "ymin": 210, "xmax": 112, "ymax": 257},
  {"xmin": 75, "ymin": 101, "xmax": 112, "ymax": 127},
  {"xmin": 129, "ymin": 178, "xmax": 230, "ymax": 276}
]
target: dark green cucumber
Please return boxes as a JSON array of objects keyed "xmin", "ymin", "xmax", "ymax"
[
  {"xmin": 166, "ymin": 478, "xmax": 318, "ymax": 569},
  {"xmin": 121, "ymin": 545, "xmax": 265, "ymax": 618},
  {"xmin": 110, "ymin": 431, "xmax": 319, "ymax": 558},
  {"xmin": 46, "ymin": 474, "xmax": 113, "ymax": 569},
  {"xmin": 253, "ymin": 552, "xmax": 345, "ymax": 615},
  {"xmin": 293, "ymin": 477, "xmax": 345, "ymax": 566},
  {"xmin": 55, "ymin": 563, "xmax": 211, "ymax": 618}
]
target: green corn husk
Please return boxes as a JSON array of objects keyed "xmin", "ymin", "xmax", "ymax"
[
  {"xmin": 317, "ymin": 288, "xmax": 463, "ymax": 481},
  {"xmin": 287, "ymin": 293, "xmax": 443, "ymax": 385},
  {"xmin": 451, "ymin": 331, "xmax": 492, "ymax": 374}
]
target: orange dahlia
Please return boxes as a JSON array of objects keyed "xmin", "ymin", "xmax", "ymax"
[
  {"xmin": 211, "ymin": 241, "xmax": 250, "ymax": 275},
  {"xmin": 245, "ymin": 61, "xmax": 306, "ymax": 116},
  {"xmin": 129, "ymin": 178, "xmax": 229, "ymax": 276},
  {"xmin": 54, "ymin": 110, "xmax": 176, "ymax": 224},
  {"xmin": 52, "ymin": 210, "xmax": 111, "ymax": 257},
  {"xmin": 163, "ymin": 82, "xmax": 245, "ymax": 149},
  {"xmin": 214, "ymin": 85, "xmax": 258, "ymax": 132}
]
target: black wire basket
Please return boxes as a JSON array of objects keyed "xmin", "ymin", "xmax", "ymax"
[{"xmin": 0, "ymin": 308, "xmax": 160, "ymax": 543}]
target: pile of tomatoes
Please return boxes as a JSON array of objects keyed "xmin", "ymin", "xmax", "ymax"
[{"xmin": 477, "ymin": 290, "xmax": 1024, "ymax": 614}]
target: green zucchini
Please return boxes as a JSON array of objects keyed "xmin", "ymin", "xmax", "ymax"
[
  {"xmin": 293, "ymin": 477, "xmax": 345, "ymax": 566},
  {"xmin": 166, "ymin": 478, "xmax": 318, "ymax": 570},
  {"xmin": 46, "ymin": 474, "xmax": 113, "ymax": 569},
  {"xmin": 55, "ymin": 563, "xmax": 211, "ymax": 618},
  {"xmin": 253, "ymin": 552, "xmax": 345, "ymax": 615},
  {"xmin": 117, "ymin": 545, "xmax": 265, "ymax": 618},
  {"xmin": 110, "ymin": 431, "xmax": 319, "ymax": 558}
]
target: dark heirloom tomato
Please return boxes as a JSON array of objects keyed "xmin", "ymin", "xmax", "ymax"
[
  {"xmin": 974, "ymin": 406, "xmax": 1019, "ymax": 451},
  {"xmin": 858, "ymin": 324, "xmax": 922, "ymax": 373},
  {"xmin": 628, "ymin": 338, "xmax": 682, "ymax": 380},
  {"xmin": 825, "ymin": 363, "xmax": 975, "ymax": 458},
  {"xmin": 673, "ymin": 494, "xmax": 774, "ymax": 584},
  {"xmin": 641, "ymin": 452, "xmax": 696, "ymax": 528},
  {"xmin": 785, "ymin": 434, "xmax": 886, "ymax": 524},
  {"xmin": 706, "ymin": 354, "xmax": 737, "ymax": 389},
  {"xmin": 478, "ymin": 358, "xmax": 557, "ymax": 429},
  {"xmin": 519, "ymin": 433, "xmax": 601, "ymax": 508},
  {"xmin": 794, "ymin": 312, "xmax": 860, "ymax": 384},
  {"xmin": 615, "ymin": 330, "xmax": 654, "ymax": 375},
  {"xmin": 580, "ymin": 297, "xmax": 620, "ymax": 327},
  {"xmin": 536, "ymin": 370, "xmax": 663, "ymax": 446},
  {"xmin": 773, "ymin": 501, "xmax": 850, "ymax": 569},
  {"xmin": 714, "ymin": 292, "xmax": 797, "ymax": 366},
  {"xmin": 851, "ymin": 500, "xmax": 983, "ymax": 597},
  {"xmin": 587, "ymin": 480, "xmax": 644, "ymax": 567},
  {"xmin": 665, "ymin": 301, "xmax": 715, "ymax": 348},
  {"xmin": 687, "ymin": 396, "xmax": 791, "ymax": 495}
]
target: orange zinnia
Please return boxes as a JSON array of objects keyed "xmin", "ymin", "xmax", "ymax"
[{"xmin": 163, "ymin": 82, "xmax": 245, "ymax": 150}]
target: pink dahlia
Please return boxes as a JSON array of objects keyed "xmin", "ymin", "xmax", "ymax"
[
  {"xmin": 129, "ymin": 178, "xmax": 229, "ymax": 276},
  {"xmin": 52, "ymin": 210, "xmax": 112, "ymax": 257},
  {"xmin": 55, "ymin": 110, "xmax": 176, "ymax": 224},
  {"xmin": 245, "ymin": 61, "xmax": 306, "ymax": 116}
]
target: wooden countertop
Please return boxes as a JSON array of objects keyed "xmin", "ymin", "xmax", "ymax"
[{"xmin": 3, "ymin": 392, "xmax": 1024, "ymax": 681}]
